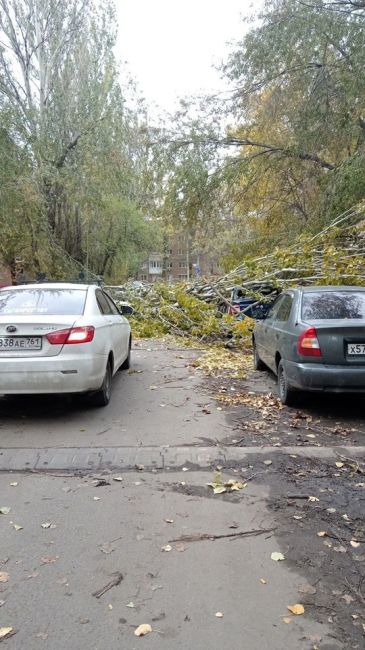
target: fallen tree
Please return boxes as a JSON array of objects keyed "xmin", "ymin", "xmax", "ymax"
[{"xmin": 122, "ymin": 202, "xmax": 365, "ymax": 341}]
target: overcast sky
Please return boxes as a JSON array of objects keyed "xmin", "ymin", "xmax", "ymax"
[{"xmin": 115, "ymin": 0, "xmax": 257, "ymax": 114}]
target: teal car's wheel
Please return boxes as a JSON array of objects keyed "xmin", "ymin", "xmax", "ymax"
[{"xmin": 278, "ymin": 360, "xmax": 297, "ymax": 406}]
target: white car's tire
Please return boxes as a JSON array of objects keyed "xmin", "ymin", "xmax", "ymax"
[{"xmin": 93, "ymin": 361, "xmax": 112, "ymax": 407}]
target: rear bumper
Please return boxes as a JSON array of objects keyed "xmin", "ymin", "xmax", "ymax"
[
  {"xmin": 0, "ymin": 354, "xmax": 108, "ymax": 394},
  {"xmin": 284, "ymin": 360, "xmax": 365, "ymax": 392}
]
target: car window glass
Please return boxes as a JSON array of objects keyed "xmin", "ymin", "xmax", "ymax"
[
  {"xmin": 302, "ymin": 292, "xmax": 365, "ymax": 320},
  {"xmin": 0, "ymin": 289, "xmax": 86, "ymax": 316},
  {"xmin": 265, "ymin": 295, "xmax": 285, "ymax": 321},
  {"xmin": 275, "ymin": 295, "xmax": 293, "ymax": 322},
  {"xmin": 104, "ymin": 293, "xmax": 120, "ymax": 316},
  {"xmin": 96, "ymin": 290, "xmax": 112, "ymax": 315}
]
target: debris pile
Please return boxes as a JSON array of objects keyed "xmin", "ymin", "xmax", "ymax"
[{"xmin": 111, "ymin": 203, "xmax": 365, "ymax": 340}]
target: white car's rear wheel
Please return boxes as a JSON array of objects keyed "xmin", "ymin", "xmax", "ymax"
[{"xmin": 93, "ymin": 360, "xmax": 112, "ymax": 407}]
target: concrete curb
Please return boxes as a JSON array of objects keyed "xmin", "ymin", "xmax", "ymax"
[{"xmin": 0, "ymin": 445, "xmax": 364, "ymax": 472}]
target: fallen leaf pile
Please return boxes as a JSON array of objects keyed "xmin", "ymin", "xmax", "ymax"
[{"xmin": 193, "ymin": 348, "xmax": 252, "ymax": 379}]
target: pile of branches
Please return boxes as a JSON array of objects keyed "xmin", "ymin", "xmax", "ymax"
[{"xmin": 122, "ymin": 203, "xmax": 365, "ymax": 340}]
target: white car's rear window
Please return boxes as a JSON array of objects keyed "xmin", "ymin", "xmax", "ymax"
[
  {"xmin": 302, "ymin": 291, "xmax": 365, "ymax": 320},
  {"xmin": 0, "ymin": 289, "xmax": 87, "ymax": 316}
]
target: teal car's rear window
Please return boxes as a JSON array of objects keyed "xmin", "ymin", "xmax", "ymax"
[{"xmin": 302, "ymin": 291, "xmax": 365, "ymax": 320}]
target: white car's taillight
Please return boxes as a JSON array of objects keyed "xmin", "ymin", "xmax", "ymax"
[
  {"xmin": 46, "ymin": 326, "xmax": 95, "ymax": 345},
  {"xmin": 297, "ymin": 327, "xmax": 322, "ymax": 357}
]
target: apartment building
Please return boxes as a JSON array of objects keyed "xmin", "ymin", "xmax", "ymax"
[{"xmin": 137, "ymin": 235, "xmax": 220, "ymax": 283}]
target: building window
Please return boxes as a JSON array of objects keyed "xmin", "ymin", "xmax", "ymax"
[
  {"xmin": 177, "ymin": 248, "xmax": 184, "ymax": 255},
  {"xmin": 178, "ymin": 274, "xmax": 187, "ymax": 280},
  {"xmin": 166, "ymin": 262, "xmax": 173, "ymax": 269},
  {"xmin": 179, "ymin": 261, "xmax": 187, "ymax": 268}
]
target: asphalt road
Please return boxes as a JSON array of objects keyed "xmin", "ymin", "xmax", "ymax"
[{"xmin": 1, "ymin": 341, "xmax": 363, "ymax": 649}]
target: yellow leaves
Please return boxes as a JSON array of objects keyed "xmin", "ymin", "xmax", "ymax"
[
  {"xmin": 271, "ymin": 552, "xmax": 285, "ymax": 561},
  {"xmin": 308, "ymin": 496, "xmax": 319, "ymax": 502},
  {"xmin": 287, "ymin": 604, "xmax": 305, "ymax": 615},
  {"xmin": 350, "ymin": 540, "xmax": 360, "ymax": 548},
  {"xmin": 0, "ymin": 572, "xmax": 9, "ymax": 583},
  {"xmin": 207, "ymin": 471, "xmax": 247, "ymax": 494},
  {"xmin": 134, "ymin": 624, "xmax": 152, "ymax": 637},
  {"xmin": 194, "ymin": 347, "xmax": 252, "ymax": 379},
  {"xmin": 0, "ymin": 628, "xmax": 15, "ymax": 640}
]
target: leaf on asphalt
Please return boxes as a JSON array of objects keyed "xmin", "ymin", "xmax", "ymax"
[
  {"xmin": 165, "ymin": 519, "xmax": 174, "ymax": 524},
  {"xmin": 182, "ymin": 467, "xmax": 189, "ymax": 472},
  {"xmin": 341, "ymin": 594, "xmax": 355, "ymax": 604},
  {"xmin": 100, "ymin": 543, "xmax": 115, "ymax": 555},
  {"xmin": 36, "ymin": 632, "xmax": 48, "ymax": 640},
  {"xmin": 0, "ymin": 573, "xmax": 9, "ymax": 583},
  {"xmin": 135, "ymin": 464, "xmax": 145, "ymax": 471},
  {"xmin": 40, "ymin": 556, "xmax": 59, "ymax": 564},
  {"xmin": 326, "ymin": 508, "xmax": 336, "ymax": 514},
  {"xmin": 175, "ymin": 543, "xmax": 186, "ymax": 552},
  {"xmin": 149, "ymin": 385, "xmax": 157, "ymax": 390},
  {"xmin": 113, "ymin": 477, "xmax": 123, "ymax": 482},
  {"xmin": 271, "ymin": 552, "xmax": 285, "ymax": 561},
  {"xmin": 0, "ymin": 600, "xmax": 5, "ymax": 607},
  {"xmin": 283, "ymin": 617, "xmax": 292, "ymax": 624},
  {"xmin": 298, "ymin": 583, "xmax": 316, "ymax": 595},
  {"xmin": 134, "ymin": 482, "xmax": 142, "ymax": 486},
  {"xmin": 134, "ymin": 624, "xmax": 152, "ymax": 637},
  {"xmin": 224, "ymin": 479, "xmax": 246, "ymax": 491},
  {"xmin": 12, "ymin": 524, "xmax": 23, "ymax": 531},
  {"xmin": 335, "ymin": 462, "xmax": 344, "ymax": 468},
  {"xmin": 213, "ymin": 486, "xmax": 226, "ymax": 494},
  {"xmin": 333, "ymin": 545, "xmax": 347, "ymax": 553},
  {"xmin": 26, "ymin": 571, "xmax": 39, "ymax": 579},
  {"xmin": 317, "ymin": 531, "xmax": 327, "ymax": 537},
  {"xmin": 293, "ymin": 515, "xmax": 303, "ymax": 520},
  {"xmin": 287, "ymin": 604, "xmax": 305, "ymax": 615},
  {"xmin": 9, "ymin": 482, "xmax": 18, "ymax": 487},
  {"xmin": 41, "ymin": 522, "xmax": 56, "ymax": 529},
  {"xmin": 0, "ymin": 628, "xmax": 15, "ymax": 641},
  {"xmin": 323, "ymin": 540, "xmax": 332, "ymax": 548},
  {"xmin": 126, "ymin": 602, "xmax": 136, "ymax": 608},
  {"xmin": 161, "ymin": 544, "xmax": 172, "ymax": 552},
  {"xmin": 308, "ymin": 496, "xmax": 319, "ymax": 502},
  {"xmin": 350, "ymin": 540, "xmax": 360, "ymax": 548},
  {"xmin": 0, "ymin": 507, "xmax": 11, "ymax": 515},
  {"xmin": 260, "ymin": 578, "xmax": 267, "ymax": 584},
  {"xmin": 93, "ymin": 497, "xmax": 101, "ymax": 501},
  {"xmin": 108, "ymin": 604, "xmax": 113, "ymax": 610},
  {"xmin": 215, "ymin": 612, "xmax": 224, "ymax": 618},
  {"xmin": 263, "ymin": 460, "xmax": 272, "ymax": 466}
]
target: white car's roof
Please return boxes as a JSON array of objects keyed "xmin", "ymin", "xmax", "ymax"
[{"xmin": 0, "ymin": 283, "xmax": 94, "ymax": 291}]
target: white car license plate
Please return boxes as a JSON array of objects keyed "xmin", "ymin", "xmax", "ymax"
[
  {"xmin": 0, "ymin": 337, "xmax": 42, "ymax": 350},
  {"xmin": 347, "ymin": 343, "xmax": 365, "ymax": 355}
]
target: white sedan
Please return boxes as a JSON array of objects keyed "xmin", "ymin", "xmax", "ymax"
[{"xmin": 0, "ymin": 283, "xmax": 132, "ymax": 406}]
